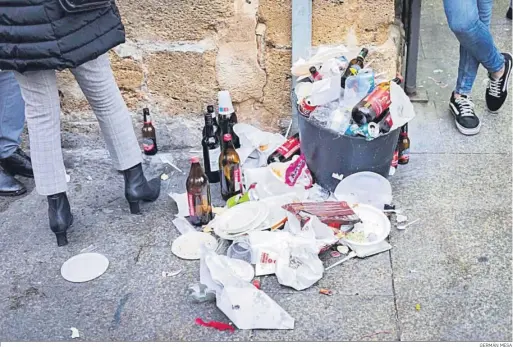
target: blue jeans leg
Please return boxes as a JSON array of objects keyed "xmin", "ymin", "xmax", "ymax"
[
  {"xmin": 0, "ymin": 71, "xmax": 25, "ymax": 159},
  {"xmin": 444, "ymin": 0, "xmax": 505, "ymax": 95}
]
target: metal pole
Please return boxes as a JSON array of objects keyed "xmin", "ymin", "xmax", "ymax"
[
  {"xmin": 404, "ymin": 0, "xmax": 421, "ymax": 96},
  {"xmin": 289, "ymin": 0, "xmax": 312, "ymax": 136}
]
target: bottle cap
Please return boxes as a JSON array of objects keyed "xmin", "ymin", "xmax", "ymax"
[
  {"xmin": 218, "ymin": 91, "xmax": 234, "ymax": 115},
  {"xmin": 207, "ymin": 105, "xmax": 214, "ymax": 113},
  {"xmin": 309, "ymin": 66, "xmax": 317, "ymax": 74},
  {"xmin": 190, "ymin": 157, "xmax": 200, "ymax": 163},
  {"xmin": 143, "ymin": 108, "xmax": 150, "ymax": 115},
  {"xmin": 223, "ymin": 134, "xmax": 232, "ymax": 142}
]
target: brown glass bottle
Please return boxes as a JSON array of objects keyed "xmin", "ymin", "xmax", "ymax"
[
  {"xmin": 186, "ymin": 157, "xmax": 213, "ymax": 226},
  {"xmin": 219, "ymin": 134, "xmax": 243, "ymax": 201},
  {"xmin": 351, "ymin": 77, "xmax": 401, "ymax": 126},
  {"xmin": 398, "ymin": 124, "xmax": 410, "ymax": 165},
  {"xmin": 142, "ymin": 108, "xmax": 158, "ymax": 155},
  {"xmin": 341, "ymin": 48, "xmax": 368, "ymax": 88}
]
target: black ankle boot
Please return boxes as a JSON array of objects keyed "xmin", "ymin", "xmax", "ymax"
[
  {"xmin": 123, "ymin": 163, "xmax": 160, "ymax": 214},
  {"xmin": 47, "ymin": 192, "xmax": 73, "ymax": 247}
]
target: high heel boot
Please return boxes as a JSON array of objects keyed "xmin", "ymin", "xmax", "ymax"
[
  {"xmin": 123, "ymin": 163, "xmax": 161, "ymax": 214},
  {"xmin": 47, "ymin": 192, "xmax": 73, "ymax": 247}
]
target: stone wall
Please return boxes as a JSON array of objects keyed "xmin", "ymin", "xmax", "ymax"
[{"xmin": 59, "ymin": 0, "xmax": 402, "ymax": 134}]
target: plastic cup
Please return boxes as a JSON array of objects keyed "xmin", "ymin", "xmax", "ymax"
[
  {"xmin": 218, "ymin": 91, "xmax": 235, "ymax": 115},
  {"xmin": 227, "ymin": 240, "xmax": 252, "ymax": 264}
]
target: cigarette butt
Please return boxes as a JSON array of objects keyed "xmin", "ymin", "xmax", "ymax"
[{"xmin": 319, "ymin": 289, "xmax": 333, "ymax": 296}]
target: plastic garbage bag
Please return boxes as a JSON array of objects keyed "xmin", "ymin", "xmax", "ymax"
[
  {"xmin": 200, "ymin": 247, "xmax": 295, "ymax": 330},
  {"xmin": 390, "ymin": 81, "xmax": 416, "ymax": 130},
  {"xmin": 275, "ymin": 243, "xmax": 324, "ymax": 291}
]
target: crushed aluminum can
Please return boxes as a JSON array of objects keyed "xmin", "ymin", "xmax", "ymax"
[
  {"xmin": 298, "ymin": 97, "xmax": 317, "ymax": 116},
  {"xmin": 319, "ymin": 289, "xmax": 333, "ymax": 296}
]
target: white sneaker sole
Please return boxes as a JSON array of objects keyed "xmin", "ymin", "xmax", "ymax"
[{"xmin": 450, "ymin": 106, "xmax": 481, "ymax": 136}]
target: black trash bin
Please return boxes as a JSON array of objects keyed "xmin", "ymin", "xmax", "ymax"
[{"xmin": 298, "ymin": 115, "xmax": 400, "ymax": 192}]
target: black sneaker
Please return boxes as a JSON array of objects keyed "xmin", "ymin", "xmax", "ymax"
[
  {"xmin": 486, "ymin": 52, "xmax": 512, "ymax": 113},
  {"xmin": 449, "ymin": 93, "xmax": 481, "ymax": 135}
]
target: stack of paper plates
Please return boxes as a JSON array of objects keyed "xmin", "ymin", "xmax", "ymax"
[{"xmin": 214, "ymin": 201, "xmax": 270, "ymax": 240}]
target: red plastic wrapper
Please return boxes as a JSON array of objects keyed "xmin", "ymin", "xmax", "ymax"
[{"xmin": 282, "ymin": 201, "xmax": 361, "ymax": 226}]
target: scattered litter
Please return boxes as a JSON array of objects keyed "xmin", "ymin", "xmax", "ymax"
[
  {"xmin": 428, "ymin": 76, "xmax": 448, "ymax": 88},
  {"xmin": 61, "ymin": 253, "xmax": 109, "ymax": 283},
  {"xmin": 65, "ymin": 173, "xmax": 71, "ymax": 183},
  {"xmin": 397, "ymin": 218, "xmax": 420, "ymax": 230},
  {"xmin": 162, "ymin": 269, "xmax": 182, "ymax": 277},
  {"xmin": 171, "ymin": 232, "xmax": 217, "ymax": 260},
  {"xmin": 173, "ymin": 216, "xmax": 197, "ymax": 235},
  {"xmin": 187, "ymin": 283, "xmax": 216, "ymax": 303},
  {"xmin": 227, "ymin": 240, "xmax": 253, "ymax": 264},
  {"xmin": 200, "ymin": 248, "xmax": 294, "ymax": 329},
  {"xmin": 169, "ymin": 192, "xmax": 189, "ymax": 217},
  {"xmin": 396, "ymin": 214, "xmax": 408, "ymax": 223},
  {"xmin": 276, "ymin": 243, "xmax": 324, "ymax": 290},
  {"xmin": 86, "ymin": 176, "xmax": 92, "ymax": 181},
  {"xmin": 70, "ymin": 327, "xmax": 80, "ymax": 339},
  {"xmin": 337, "ymin": 245, "xmax": 350, "ymax": 255},
  {"xmin": 331, "ymin": 172, "xmax": 344, "ymax": 181},
  {"xmin": 195, "ymin": 318, "xmax": 235, "ymax": 333},
  {"xmin": 409, "ymin": 269, "xmax": 417, "ymax": 274},
  {"xmin": 334, "ymin": 171, "xmax": 392, "ymax": 209},
  {"xmin": 160, "ymin": 154, "xmax": 184, "ymax": 174},
  {"xmin": 176, "ymin": 45, "xmax": 418, "ymax": 332},
  {"xmin": 319, "ymin": 288, "xmax": 333, "ymax": 296},
  {"xmin": 339, "ymin": 204, "xmax": 391, "ymax": 247},
  {"xmin": 415, "ymin": 303, "xmax": 421, "ymax": 311},
  {"xmin": 160, "ymin": 173, "xmax": 169, "ymax": 181},
  {"xmin": 433, "ymin": 69, "xmax": 443, "ymax": 74},
  {"xmin": 325, "ymin": 241, "xmax": 392, "ymax": 271}
]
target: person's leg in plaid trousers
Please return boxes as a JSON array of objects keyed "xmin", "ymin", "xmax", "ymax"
[{"xmin": 14, "ymin": 54, "xmax": 160, "ymax": 246}]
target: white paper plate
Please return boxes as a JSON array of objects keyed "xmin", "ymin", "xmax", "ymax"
[
  {"xmin": 219, "ymin": 202, "xmax": 263, "ymax": 233},
  {"xmin": 334, "ymin": 172, "xmax": 392, "ymax": 209},
  {"xmin": 172, "ymin": 232, "xmax": 218, "ymax": 260},
  {"xmin": 220, "ymin": 202, "xmax": 269, "ymax": 235},
  {"xmin": 61, "ymin": 253, "xmax": 109, "ymax": 283},
  {"xmin": 343, "ymin": 204, "xmax": 391, "ymax": 248}
]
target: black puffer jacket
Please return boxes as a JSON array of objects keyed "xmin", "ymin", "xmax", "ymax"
[{"xmin": 0, "ymin": 0, "xmax": 125, "ymax": 72}]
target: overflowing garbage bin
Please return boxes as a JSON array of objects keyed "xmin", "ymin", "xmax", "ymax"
[{"xmin": 298, "ymin": 115, "xmax": 400, "ymax": 192}]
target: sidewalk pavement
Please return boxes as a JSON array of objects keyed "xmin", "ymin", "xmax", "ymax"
[{"xmin": 0, "ymin": 0, "xmax": 511, "ymax": 341}]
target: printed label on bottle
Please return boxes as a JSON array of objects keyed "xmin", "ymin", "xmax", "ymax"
[
  {"xmin": 208, "ymin": 147, "xmax": 221, "ymax": 172},
  {"xmin": 143, "ymin": 138, "xmax": 155, "ymax": 152},
  {"xmin": 187, "ymin": 192, "xmax": 196, "ymax": 216},
  {"xmin": 391, "ymin": 150, "xmax": 399, "ymax": 167},
  {"xmin": 276, "ymin": 137, "xmax": 301, "ymax": 159},
  {"xmin": 233, "ymin": 167, "xmax": 243, "ymax": 193},
  {"xmin": 363, "ymin": 84, "xmax": 391, "ymax": 117}
]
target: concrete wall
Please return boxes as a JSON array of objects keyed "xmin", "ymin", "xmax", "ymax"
[{"xmin": 59, "ymin": 0, "xmax": 402, "ymax": 134}]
